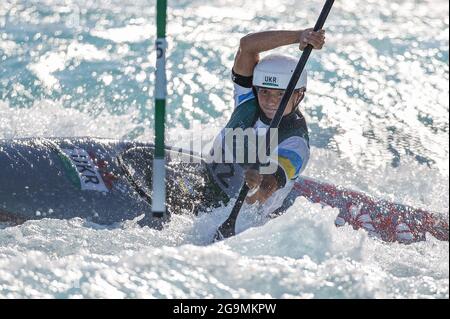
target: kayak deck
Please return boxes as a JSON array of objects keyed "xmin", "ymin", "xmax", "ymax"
[{"xmin": 288, "ymin": 177, "xmax": 449, "ymax": 243}]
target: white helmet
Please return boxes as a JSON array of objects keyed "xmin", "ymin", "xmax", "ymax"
[{"xmin": 252, "ymin": 53, "xmax": 307, "ymax": 90}]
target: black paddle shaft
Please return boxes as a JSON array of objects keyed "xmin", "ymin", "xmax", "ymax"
[{"xmin": 214, "ymin": 0, "xmax": 335, "ymax": 241}]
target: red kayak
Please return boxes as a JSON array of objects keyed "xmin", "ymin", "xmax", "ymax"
[{"xmin": 289, "ymin": 177, "xmax": 449, "ymax": 244}]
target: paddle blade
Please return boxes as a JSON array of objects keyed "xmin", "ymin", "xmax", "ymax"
[
  {"xmin": 213, "ymin": 221, "xmax": 235, "ymax": 242},
  {"xmin": 213, "ymin": 184, "xmax": 250, "ymax": 242}
]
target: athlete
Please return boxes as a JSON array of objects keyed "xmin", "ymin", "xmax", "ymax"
[{"xmin": 205, "ymin": 28, "xmax": 326, "ymax": 216}]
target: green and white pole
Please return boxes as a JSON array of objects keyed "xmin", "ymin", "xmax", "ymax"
[{"xmin": 152, "ymin": 0, "xmax": 167, "ymax": 218}]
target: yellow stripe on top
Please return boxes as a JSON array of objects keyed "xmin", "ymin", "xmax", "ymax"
[{"xmin": 278, "ymin": 156, "xmax": 297, "ymax": 180}]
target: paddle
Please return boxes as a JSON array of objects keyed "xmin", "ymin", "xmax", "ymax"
[
  {"xmin": 152, "ymin": 0, "xmax": 168, "ymax": 219},
  {"xmin": 213, "ymin": 0, "xmax": 335, "ymax": 241}
]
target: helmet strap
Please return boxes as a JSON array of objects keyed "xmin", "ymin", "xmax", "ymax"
[{"xmin": 292, "ymin": 89, "xmax": 306, "ymax": 112}]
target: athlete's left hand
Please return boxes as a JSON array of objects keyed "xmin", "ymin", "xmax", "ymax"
[{"xmin": 299, "ymin": 28, "xmax": 325, "ymax": 50}]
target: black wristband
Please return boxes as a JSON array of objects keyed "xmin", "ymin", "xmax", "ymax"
[{"xmin": 231, "ymin": 68, "xmax": 253, "ymax": 88}]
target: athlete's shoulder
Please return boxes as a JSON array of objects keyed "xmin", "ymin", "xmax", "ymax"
[
  {"xmin": 291, "ymin": 111, "xmax": 310, "ymax": 142},
  {"xmin": 279, "ymin": 135, "xmax": 309, "ymax": 151},
  {"xmin": 277, "ymin": 111, "xmax": 309, "ymax": 147}
]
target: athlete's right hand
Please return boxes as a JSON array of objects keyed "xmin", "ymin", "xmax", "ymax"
[
  {"xmin": 245, "ymin": 170, "xmax": 279, "ymax": 205},
  {"xmin": 245, "ymin": 169, "xmax": 263, "ymax": 190}
]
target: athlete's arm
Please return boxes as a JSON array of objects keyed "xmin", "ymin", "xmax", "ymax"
[{"xmin": 233, "ymin": 29, "xmax": 326, "ymax": 76}]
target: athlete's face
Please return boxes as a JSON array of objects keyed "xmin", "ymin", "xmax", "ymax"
[{"xmin": 256, "ymin": 88, "xmax": 305, "ymax": 119}]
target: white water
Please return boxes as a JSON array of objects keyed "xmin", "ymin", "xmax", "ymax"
[
  {"xmin": 0, "ymin": 105, "xmax": 447, "ymax": 298},
  {"xmin": 0, "ymin": 195, "xmax": 448, "ymax": 298},
  {"xmin": 0, "ymin": 0, "xmax": 448, "ymax": 298}
]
